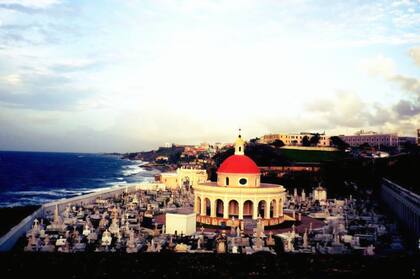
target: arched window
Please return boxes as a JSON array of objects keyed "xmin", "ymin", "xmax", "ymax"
[
  {"xmin": 239, "ymin": 146, "xmax": 241, "ymax": 152},
  {"xmin": 226, "ymin": 177, "xmax": 229, "ymax": 186}
]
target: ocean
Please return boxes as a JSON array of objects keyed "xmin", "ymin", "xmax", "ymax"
[{"xmin": 0, "ymin": 151, "xmax": 157, "ymax": 207}]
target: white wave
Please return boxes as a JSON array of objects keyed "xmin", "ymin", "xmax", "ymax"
[
  {"xmin": 123, "ymin": 159, "xmax": 144, "ymax": 165},
  {"xmin": 4, "ymin": 190, "xmax": 71, "ymax": 197},
  {"xmin": 0, "ymin": 201, "xmax": 38, "ymax": 208},
  {"xmin": 121, "ymin": 164, "xmax": 145, "ymax": 176},
  {"xmin": 0, "ymin": 182, "xmax": 147, "ymax": 207},
  {"xmin": 0, "ymin": 196, "xmax": 55, "ymax": 207},
  {"xmin": 105, "ymin": 181, "xmax": 128, "ymax": 187}
]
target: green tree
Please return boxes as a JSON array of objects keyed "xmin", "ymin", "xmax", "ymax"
[
  {"xmin": 330, "ymin": 136, "xmax": 349, "ymax": 150},
  {"xmin": 302, "ymin": 136, "xmax": 310, "ymax": 146},
  {"xmin": 359, "ymin": 142, "xmax": 371, "ymax": 151},
  {"xmin": 309, "ymin": 133, "xmax": 320, "ymax": 146},
  {"xmin": 270, "ymin": 139, "xmax": 285, "ymax": 148},
  {"xmin": 250, "ymin": 137, "xmax": 260, "ymax": 143}
]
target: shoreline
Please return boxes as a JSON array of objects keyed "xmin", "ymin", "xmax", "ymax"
[{"xmin": 140, "ymin": 162, "xmax": 176, "ymax": 173}]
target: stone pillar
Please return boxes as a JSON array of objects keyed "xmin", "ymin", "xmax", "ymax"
[
  {"xmin": 194, "ymin": 196, "xmax": 199, "ymax": 214},
  {"xmin": 273, "ymin": 199, "xmax": 279, "ymax": 218},
  {"xmin": 238, "ymin": 201, "xmax": 244, "ymax": 220},
  {"xmin": 264, "ymin": 200, "xmax": 270, "ymax": 219},
  {"xmin": 279, "ymin": 199, "xmax": 283, "ymax": 216},
  {"xmin": 210, "ymin": 199, "xmax": 216, "ymax": 218},
  {"xmin": 223, "ymin": 199, "xmax": 229, "ymax": 219},
  {"xmin": 200, "ymin": 197, "xmax": 206, "ymax": 216},
  {"xmin": 253, "ymin": 200, "xmax": 258, "ymax": 219}
]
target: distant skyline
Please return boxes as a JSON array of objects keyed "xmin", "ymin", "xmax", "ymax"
[{"xmin": 0, "ymin": 0, "xmax": 419, "ymax": 152}]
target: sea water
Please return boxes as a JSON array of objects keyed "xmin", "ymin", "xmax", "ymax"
[{"xmin": 0, "ymin": 151, "xmax": 157, "ymax": 207}]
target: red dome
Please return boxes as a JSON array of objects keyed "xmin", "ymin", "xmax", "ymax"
[{"xmin": 218, "ymin": 155, "xmax": 260, "ymax": 174}]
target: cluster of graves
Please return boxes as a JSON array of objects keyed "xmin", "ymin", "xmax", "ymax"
[{"xmin": 22, "ymin": 185, "xmax": 404, "ymax": 255}]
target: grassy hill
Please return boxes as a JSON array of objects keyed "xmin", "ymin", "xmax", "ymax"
[
  {"xmin": 213, "ymin": 143, "xmax": 347, "ymax": 166},
  {"xmin": 279, "ymin": 147, "xmax": 347, "ymax": 163}
]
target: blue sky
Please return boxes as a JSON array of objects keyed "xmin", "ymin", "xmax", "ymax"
[{"xmin": 0, "ymin": 0, "xmax": 419, "ymax": 152}]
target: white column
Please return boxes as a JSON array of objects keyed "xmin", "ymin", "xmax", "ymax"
[
  {"xmin": 264, "ymin": 200, "xmax": 270, "ymax": 219},
  {"xmin": 253, "ymin": 200, "xmax": 258, "ymax": 219},
  {"xmin": 210, "ymin": 199, "xmax": 216, "ymax": 217},
  {"xmin": 200, "ymin": 197, "xmax": 206, "ymax": 216},
  {"xmin": 194, "ymin": 196, "xmax": 199, "ymax": 214},
  {"xmin": 274, "ymin": 199, "xmax": 279, "ymax": 218},
  {"xmin": 223, "ymin": 199, "xmax": 229, "ymax": 219},
  {"xmin": 239, "ymin": 200, "xmax": 244, "ymax": 220},
  {"xmin": 279, "ymin": 199, "xmax": 283, "ymax": 216}
]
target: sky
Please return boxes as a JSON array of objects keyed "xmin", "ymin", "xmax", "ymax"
[{"xmin": 0, "ymin": 0, "xmax": 419, "ymax": 152}]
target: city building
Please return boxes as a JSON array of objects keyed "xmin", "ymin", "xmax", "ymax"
[
  {"xmin": 176, "ymin": 167, "xmax": 208, "ymax": 188},
  {"xmin": 158, "ymin": 167, "xmax": 208, "ymax": 189},
  {"xmin": 398, "ymin": 136, "xmax": 417, "ymax": 146},
  {"xmin": 158, "ymin": 172, "xmax": 179, "ymax": 188},
  {"xmin": 193, "ymin": 133, "xmax": 288, "ymax": 227},
  {"xmin": 154, "ymin": 156, "xmax": 169, "ymax": 162},
  {"xmin": 339, "ymin": 130, "xmax": 399, "ymax": 147},
  {"xmin": 259, "ymin": 132, "xmax": 330, "ymax": 146}
]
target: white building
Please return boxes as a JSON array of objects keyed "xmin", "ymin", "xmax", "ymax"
[
  {"xmin": 259, "ymin": 132, "xmax": 330, "ymax": 146},
  {"xmin": 165, "ymin": 209, "xmax": 197, "ymax": 236},
  {"xmin": 339, "ymin": 131, "xmax": 399, "ymax": 147},
  {"xmin": 159, "ymin": 167, "xmax": 208, "ymax": 189}
]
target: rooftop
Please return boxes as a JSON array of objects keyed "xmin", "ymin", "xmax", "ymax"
[{"xmin": 218, "ymin": 155, "xmax": 260, "ymax": 174}]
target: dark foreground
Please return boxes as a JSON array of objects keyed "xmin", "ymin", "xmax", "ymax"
[
  {"xmin": 0, "ymin": 206, "xmax": 40, "ymax": 236},
  {"xmin": 1, "ymin": 252, "xmax": 418, "ymax": 279}
]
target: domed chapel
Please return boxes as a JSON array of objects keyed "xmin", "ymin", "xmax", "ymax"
[{"xmin": 193, "ymin": 132, "xmax": 288, "ymax": 227}]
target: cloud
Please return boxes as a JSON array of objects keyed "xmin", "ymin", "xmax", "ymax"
[
  {"xmin": 305, "ymin": 91, "xmax": 372, "ymax": 128},
  {"xmin": 367, "ymin": 104, "xmax": 394, "ymax": 126},
  {"xmin": 0, "ymin": 71, "xmax": 91, "ymax": 110},
  {"xmin": 51, "ymin": 59, "xmax": 100, "ymax": 73},
  {"xmin": 359, "ymin": 54, "xmax": 396, "ymax": 77},
  {"xmin": 359, "ymin": 52, "xmax": 420, "ymax": 120},
  {"xmin": 0, "ymin": 0, "xmax": 60, "ymax": 9},
  {"xmin": 408, "ymin": 46, "xmax": 420, "ymax": 66},
  {"xmin": 391, "ymin": 74, "xmax": 420, "ymax": 95},
  {"xmin": 304, "ymin": 87, "xmax": 419, "ymax": 133},
  {"xmin": 2, "ymin": 0, "xmax": 420, "ymax": 152},
  {"xmin": 388, "ymin": 74, "xmax": 420, "ymax": 118},
  {"xmin": 0, "ymin": 73, "xmax": 21, "ymax": 85},
  {"xmin": 393, "ymin": 99, "xmax": 420, "ymax": 117}
]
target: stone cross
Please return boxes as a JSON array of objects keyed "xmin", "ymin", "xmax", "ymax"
[
  {"xmin": 303, "ymin": 229, "xmax": 308, "ymax": 248},
  {"xmin": 197, "ymin": 237, "xmax": 201, "ymax": 250}
]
